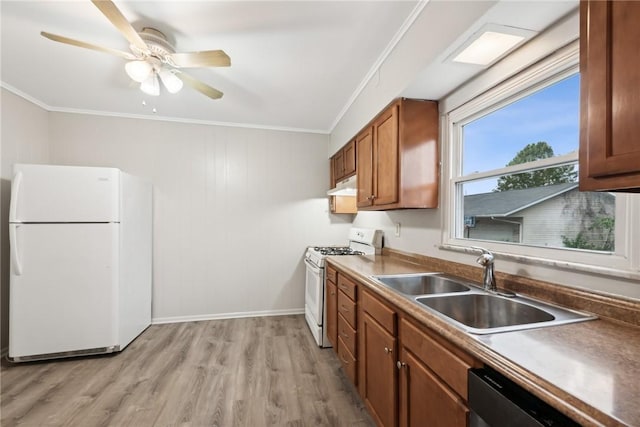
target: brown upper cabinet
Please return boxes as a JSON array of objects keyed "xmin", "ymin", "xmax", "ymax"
[
  {"xmin": 343, "ymin": 140, "xmax": 356, "ymax": 178},
  {"xmin": 357, "ymin": 98, "xmax": 439, "ymax": 210},
  {"xmin": 331, "ymin": 139, "xmax": 357, "ymax": 188},
  {"xmin": 579, "ymin": 0, "xmax": 640, "ymax": 191}
]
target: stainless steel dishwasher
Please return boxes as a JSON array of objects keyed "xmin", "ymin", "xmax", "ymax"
[{"xmin": 468, "ymin": 367, "xmax": 581, "ymax": 427}]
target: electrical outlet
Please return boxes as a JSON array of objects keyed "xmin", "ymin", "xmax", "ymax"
[{"xmin": 395, "ymin": 222, "xmax": 401, "ymax": 237}]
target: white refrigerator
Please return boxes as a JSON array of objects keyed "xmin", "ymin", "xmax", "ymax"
[{"xmin": 8, "ymin": 164, "xmax": 152, "ymax": 362}]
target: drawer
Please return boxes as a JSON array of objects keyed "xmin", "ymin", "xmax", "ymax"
[
  {"xmin": 338, "ymin": 290, "xmax": 357, "ymax": 328},
  {"xmin": 337, "ymin": 313, "xmax": 357, "ymax": 356},
  {"xmin": 337, "ymin": 274, "xmax": 357, "ymax": 300},
  {"xmin": 337, "ymin": 336, "xmax": 357, "ymax": 385},
  {"xmin": 361, "ymin": 289, "xmax": 396, "ymax": 335},
  {"xmin": 400, "ymin": 318, "xmax": 478, "ymax": 399},
  {"xmin": 326, "ymin": 265, "xmax": 338, "ymax": 284}
]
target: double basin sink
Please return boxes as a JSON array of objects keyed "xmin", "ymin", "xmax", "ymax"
[{"xmin": 371, "ymin": 273, "xmax": 595, "ymax": 334}]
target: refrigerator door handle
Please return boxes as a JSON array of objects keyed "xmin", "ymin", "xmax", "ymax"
[
  {"xmin": 9, "ymin": 171, "xmax": 23, "ymax": 223},
  {"xmin": 10, "ymin": 224, "xmax": 22, "ymax": 276}
]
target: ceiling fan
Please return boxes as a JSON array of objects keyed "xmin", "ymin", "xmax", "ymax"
[{"xmin": 41, "ymin": 0, "xmax": 230, "ymax": 99}]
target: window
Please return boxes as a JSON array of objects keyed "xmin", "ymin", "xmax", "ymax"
[{"xmin": 444, "ymin": 42, "xmax": 631, "ymax": 271}]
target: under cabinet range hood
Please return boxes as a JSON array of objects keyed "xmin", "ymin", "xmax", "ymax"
[{"xmin": 327, "ymin": 175, "xmax": 357, "ymax": 196}]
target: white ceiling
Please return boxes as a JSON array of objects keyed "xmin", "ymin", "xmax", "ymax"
[{"xmin": 1, "ymin": 1, "xmax": 578, "ymax": 133}]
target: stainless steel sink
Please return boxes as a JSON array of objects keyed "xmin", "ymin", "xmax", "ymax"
[
  {"xmin": 371, "ymin": 272, "xmax": 596, "ymax": 334},
  {"xmin": 372, "ymin": 273, "xmax": 471, "ymax": 296},
  {"xmin": 416, "ymin": 293, "xmax": 596, "ymax": 334}
]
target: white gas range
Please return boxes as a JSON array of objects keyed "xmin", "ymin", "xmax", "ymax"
[{"xmin": 304, "ymin": 228, "xmax": 383, "ymax": 347}]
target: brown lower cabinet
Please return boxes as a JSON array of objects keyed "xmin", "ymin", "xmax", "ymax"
[
  {"xmin": 398, "ymin": 318, "xmax": 477, "ymax": 427},
  {"xmin": 326, "ymin": 262, "xmax": 480, "ymax": 427},
  {"xmin": 336, "ymin": 272, "xmax": 358, "ymax": 385},
  {"xmin": 325, "ymin": 279, "xmax": 338, "ymax": 347},
  {"xmin": 361, "ymin": 309, "xmax": 397, "ymax": 427},
  {"xmin": 399, "ymin": 348, "xmax": 467, "ymax": 427}
]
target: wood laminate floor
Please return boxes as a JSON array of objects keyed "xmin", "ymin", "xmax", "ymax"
[{"xmin": 1, "ymin": 315, "xmax": 374, "ymax": 427}]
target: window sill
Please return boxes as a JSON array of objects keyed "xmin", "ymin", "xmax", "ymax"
[{"xmin": 439, "ymin": 243, "xmax": 640, "ymax": 281}]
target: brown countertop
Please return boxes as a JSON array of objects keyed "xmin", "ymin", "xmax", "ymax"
[{"xmin": 326, "ymin": 254, "xmax": 640, "ymax": 427}]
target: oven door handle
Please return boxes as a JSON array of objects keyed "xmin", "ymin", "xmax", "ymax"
[{"xmin": 304, "ymin": 257, "xmax": 322, "ymax": 274}]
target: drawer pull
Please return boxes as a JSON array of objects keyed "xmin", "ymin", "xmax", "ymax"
[
  {"xmin": 384, "ymin": 346, "xmax": 393, "ymax": 354},
  {"xmin": 397, "ymin": 361, "xmax": 406, "ymax": 369}
]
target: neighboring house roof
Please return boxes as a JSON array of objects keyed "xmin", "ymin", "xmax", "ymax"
[{"xmin": 464, "ymin": 182, "xmax": 578, "ymax": 217}]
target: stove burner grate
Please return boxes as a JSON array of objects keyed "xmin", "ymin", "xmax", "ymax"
[{"xmin": 313, "ymin": 246, "xmax": 365, "ymax": 256}]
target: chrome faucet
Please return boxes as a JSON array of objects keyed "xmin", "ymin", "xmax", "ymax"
[
  {"xmin": 470, "ymin": 247, "xmax": 516, "ymax": 297},
  {"xmin": 471, "ymin": 247, "xmax": 497, "ymax": 292}
]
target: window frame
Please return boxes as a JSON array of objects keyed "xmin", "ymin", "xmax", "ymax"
[{"xmin": 441, "ymin": 41, "xmax": 636, "ymax": 275}]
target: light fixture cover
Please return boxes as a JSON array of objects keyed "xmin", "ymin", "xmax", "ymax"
[
  {"xmin": 140, "ymin": 72, "xmax": 160, "ymax": 96},
  {"xmin": 125, "ymin": 60, "xmax": 153, "ymax": 83},
  {"xmin": 449, "ymin": 24, "xmax": 537, "ymax": 67},
  {"xmin": 158, "ymin": 69, "xmax": 183, "ymax": 94}
]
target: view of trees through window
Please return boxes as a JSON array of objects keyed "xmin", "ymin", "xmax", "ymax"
[{"xmin": 459, "ymin": 74, "xmax": 616, "ymax": 252}]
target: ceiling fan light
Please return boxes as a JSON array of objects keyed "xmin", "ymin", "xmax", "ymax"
[
  {"xmin": 158, "ymin": 69, "xmax": 183, "ymax": 94},
  {"xmin": 125, "ymin": 60, "xmax": 152, "ymax": 83},
  {"xmin": 140, "ymin": 72, "xmax": 160, "ymax": 96}
]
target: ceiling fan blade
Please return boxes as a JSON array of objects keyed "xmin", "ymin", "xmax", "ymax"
[
  {"xmin": 91, "ymin": 0, "xmax": 148, "ymax": 52},
  {"xmin": 176, "ymin": 72, "xmax": 223, "ymax": 99},
  {"xmin": 168, "ymin": 50, "xmax": 231, "ymax": 68},
  {"xmin": 41, "ymin": 31, "xmax": 137, "ymax": 60}
]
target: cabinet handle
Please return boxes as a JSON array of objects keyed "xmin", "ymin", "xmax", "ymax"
[
  {"xmin": 397, "ymin": 361, "xmax": 406, "ymax": 370},
  {"xmin": 384, "ymin": 347, "xmax": 393, "ymax": 354},
  {"xmin": 367, "ymin": 195, "xmax": 375, "ymax": 200},
  {"xmin": 330, "ymin": 291, "xmax": 335, "ymax": 295}
]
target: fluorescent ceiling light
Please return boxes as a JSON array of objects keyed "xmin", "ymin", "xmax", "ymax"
[
  {"xmin": 450, "ymin": 24, "xmax": 537, "ymax": 67},
  {"xmin": 453, "ymin": 32, "xmax": 524, "ymax": 65}
]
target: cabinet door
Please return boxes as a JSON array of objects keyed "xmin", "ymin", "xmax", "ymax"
[
  {"xmin": 344, "ymin": 139, "xmax": 357, "ymax": 177},
  {"xmin": 399, "ymin": 348, "xmax": 468, "ymax": 427},
  {"xmin": 357, "ymin": 127, "xmax": 374, "ymax": 207},
  {"xmin": 362, "ymin": 313, "xmax": 397, "ymax": 427},
  {"xmin": 330, "ymin": 156, "xmax": 337, "ymax": 189},
  {"xmin": 580, "ymin": 0, "xmax": 640, "ymax": 191},
  {"xmin": 373, "ymin": 104, "xmax": 399, "ymax": 206},
  {"xmin": 326, "ymin": 280, "xmax": 338, "ymax": 347},
  {"xmin": 334, "ymin": 150, "xmax": 345, "ymax": 182}
]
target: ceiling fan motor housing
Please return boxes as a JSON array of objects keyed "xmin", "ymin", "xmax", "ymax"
[{"xmin": 135, "ymin": 27, "xmax": 175, "ymax": 60}]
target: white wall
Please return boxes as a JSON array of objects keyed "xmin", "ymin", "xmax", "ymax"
[
  {"xmin": 1, "ymin": 88, "xmax": 354, "ymax": 336},
  {"xmin": 0, "ymin": 88, "xmax": 50, "ymax": 352},
  {"xmin": 47, "ymin": 112, "xmax": 353, "ymax": 323},
  {"xmin": 329, "ymin": 0, "xmax": 496, "ymax": 155}
]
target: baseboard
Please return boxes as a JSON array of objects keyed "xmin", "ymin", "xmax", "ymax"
[{"xmin": 151, "ymin": 308, "xmax": 305, "ymax": 325}]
